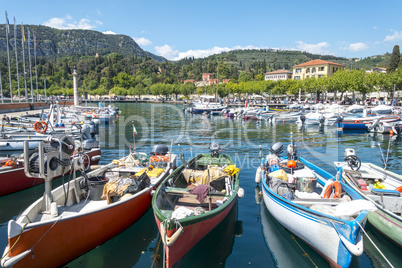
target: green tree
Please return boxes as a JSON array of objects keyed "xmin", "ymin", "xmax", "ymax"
[{"xmin": 388, "ymin": 45, "xmax": 400, "ymax": 72}]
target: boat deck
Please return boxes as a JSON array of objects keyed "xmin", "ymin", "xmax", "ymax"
[{"xmin": 34, "ymin": 199, "xmax": 107, "ymax": 222}]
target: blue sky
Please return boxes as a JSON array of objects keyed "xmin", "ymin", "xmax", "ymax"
[{"xmin": 3, "ymin": 0, "xmax": 402, "ymax": 61}]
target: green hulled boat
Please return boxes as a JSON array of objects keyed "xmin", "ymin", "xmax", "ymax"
[{"xmin": 152, "ymin": 143, "xmax": 243, "ymax": 267}]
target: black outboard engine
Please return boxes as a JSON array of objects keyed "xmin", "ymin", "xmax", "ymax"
[
  {"xmin": 210, "ymin": 142, "xmax": 221, "ymax": 158},
  {"xmin": 318, "ymin": 115, "xmax": 325, "ymax": 126},
  {"xmin": 150, "ymin": 144, "xmax": 169, "ymax": 155},
  {"xmin": 368, "ymin": 118, "xmax": 380, "ymax": 131},
  {"xmin": 299, "ymin": 115, "xmax": 306, "ymax": 125},
  {"xmin": 332, "ymin": 115, "xmax": 344, "ymax": 126},
  {"xmin": 269, "ymin": 142, "xmax": 283, "ymax": 156},
  {"xmin": 394, "ymin": 123, "xmax": 402, "ymax": 135}
]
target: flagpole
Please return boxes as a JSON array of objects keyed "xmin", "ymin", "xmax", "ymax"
[
  {"xmin": 0, "ymin": 62, "xmax": 3, "ymax": 103},
  {"xmin": 34, "ymin": 31, "xmax": 39, "ymax": 101},
  {"xmin": 5, "ymin": 11, "xmax": 13, "ymax": 103},
  {"xmin": 21, "ymin": 23, "xmax": 28, "ymax": 103},
  {"xmin": 14, "ymin": 17, "xmax": 21, "ymax": 103},
  {"xmin": 27, "ymin": 27, "xmax": 33, "ymax": 103}
]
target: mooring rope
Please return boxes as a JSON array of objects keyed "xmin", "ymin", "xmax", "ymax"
[
  {"xmin": 356, "ymin": 221, "xmax": 394, "ymax": 268},
  {"xmin": 291, "ymin": 235, "xmax": 318, "ymax": 268},
  {"xmin": 151, "ymin": 236, "xmax": 162, "ymax": 268},
  {"xmin": 0, "ymin": 223, "xmax": 28, "ymax": 262}
]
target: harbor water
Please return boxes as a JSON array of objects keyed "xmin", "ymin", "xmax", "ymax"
[{"xmin": 1, "ymin": 102, "xmax": 401, "ymax": 267}]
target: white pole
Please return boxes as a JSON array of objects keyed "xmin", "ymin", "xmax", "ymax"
[
  {"xmin": 34, "ymin": 31, "xmax": 39, "ymax": 101},
  {"xmin": 21, "ymin": 23, "xmax": 28, "ymax": 102},
  {"xmin": 27, "ymin": 27, "xmax": 33, "ymax": 103},
  {"xmin": 0, "ymin": 62, "xmax": 3, "ymax": 103},
  {"xmin": 13, "ymin": 17, "xmax": 21, "ymax": 102},
  {"xmin": 5, "ymin": 11, "xmax": 13, "ymax": 103},
  {"xmin": 73, "ymin": 67, "xmax": 79, "ymax": 107}
]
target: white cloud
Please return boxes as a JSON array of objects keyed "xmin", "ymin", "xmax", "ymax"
[
  {"xmin": 346, "ymin": 42, "xmax": 369, "ymax": 52},
  {"xmin": 43, "ymin": 15, "xmax": 102, "ymax": 30},
  {"xmin": 133, "ymin": 37, "xmax": 152, "ymax": 46},
  {"xmin": 384, "ymin": 31, "xmax": 402, "ymax": 42},
  {"xmin": 155, "ymin": 45, "xmax": 180, "ymax": 59},
  {"xmin": 103, "ymin": 31, "xmax": 117, "ymax": 35},
  {"xmin": 296, "ymin": 41, "xmax": 330, "ymax": 55},
  {"xmin": 295, "ymin": 41, "xmax": 330, "ymax": 55},
  {"xmin": 156, "ymin": 44, "xmax": 270, "ymax": 61}
]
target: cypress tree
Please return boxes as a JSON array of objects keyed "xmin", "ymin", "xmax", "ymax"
[{"xmin": 388, "ymin": 45, "xmax": 400, "ymax": 72}]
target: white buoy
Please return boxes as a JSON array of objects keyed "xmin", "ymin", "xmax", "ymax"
[
  {"xmin": 237, "ymin": 187, "xmax": 245, "ymax": 198},
  {"xmin": 255, "ymin": 166, "xmax": 263, "ymax": 184}
]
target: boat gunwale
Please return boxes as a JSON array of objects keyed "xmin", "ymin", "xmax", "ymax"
[
  {"xmin": 261, "ymin": 156, "xmax": 368, "ymax": 225},
  {"xmin": 13, "ymin": 161, "xmax": 171, "ymax": 230},
  {"xmin": 337, "ymin": 164, "xmax": 402, "ymax": 223}
]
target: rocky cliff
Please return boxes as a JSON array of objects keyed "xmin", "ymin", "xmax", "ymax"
[{"xmin": 0, "ymin": 24, "xmax": 165, "ymax": 62}]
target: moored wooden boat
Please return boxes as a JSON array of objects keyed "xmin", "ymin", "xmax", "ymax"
[
  {"xmin": 152, "ymin": 142, "xmax": 242, "ymax": 267},
  {"xmin": 0, "ymin": 140, "xmax": 176, "ymax": 268},
  {"xmin": 334, "ymin": 148, "xmax": 402, "ymax": 247},
  {"xmin": 256, "ymin": 138, "xmax": 375, "ymax": 267}
]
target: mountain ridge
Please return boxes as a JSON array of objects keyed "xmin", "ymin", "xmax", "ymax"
[{"xmin": 0, "ymin": 24, "xmax": 165, "ymax": 62}]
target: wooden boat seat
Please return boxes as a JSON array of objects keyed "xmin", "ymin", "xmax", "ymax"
[
  {"xmin": 165, "ymin": 186, "xmax": 225, "ymax": 196},
  {"xmin": 175, "ymin": 195, "xmax": 223, "ymax": 209}
]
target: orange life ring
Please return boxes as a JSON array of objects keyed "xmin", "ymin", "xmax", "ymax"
[
  {"xmin": 34, "ymin": 121, "xmax": 48, "ymax": 134},
  {"xmin": 355, "ymin": 120, "xmax": 361, "ymax": 123},
  {"xmin": 2, "ymin": 159, "xmax": 16, "ymax": 168},
  {"xmin": 150, "ymin": 155, "xmax": 169, "ymax": 162},
  {"xmin": 323, "ymin": 181, "xmax": 342, "ymax": 199},
  {"xmin": 396, "ymin": 186, "xmax": 402, "ymax": 193}
]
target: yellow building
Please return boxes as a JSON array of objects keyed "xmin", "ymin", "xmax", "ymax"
[{"xmin": 292, "ymin": 59, "xmax": 345, "ymax": 80}]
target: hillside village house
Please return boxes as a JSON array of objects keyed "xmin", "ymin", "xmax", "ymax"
[
  {"xmin": 264, "ymin": 69, "xmax": 292, "ymax": 81},
  {"xmin": 191, "ymin": 73, "xmax": 229, "ymax": 86},
  {"xmin": 202, "ymin": 73, "xmax": 213, "ymax": 82},
  {"xmin": 292, "ymin": 59, "xmax": 345, "ymax": 80},
  {"xmin": 366, "ymin": 67, "xmax": 387, "ymax": 74}
]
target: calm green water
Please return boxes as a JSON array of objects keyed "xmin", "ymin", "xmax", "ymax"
[{"xmin": 1, "ymin": 103, "xmax": 401, "ymax": 267}]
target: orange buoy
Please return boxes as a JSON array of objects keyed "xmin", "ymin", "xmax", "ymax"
[
  {"xmin": 34, "ymin": 121, "xmax": 48, "ymax": 133},
  {"xmin": 287, "ymin": 160, "xmax": 297, "ymax": 168}
]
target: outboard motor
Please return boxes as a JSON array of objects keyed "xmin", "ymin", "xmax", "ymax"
[
  {"xmin": 81, "ymin": 123, "xmax": 92, "ymax": 140},
  {"xmin": 210, "ymin": 142, "xmax": 221, "ymax": 158},
  {"xmin": 150, "ymin": 144, "xmax": 169, "ymax": 155},
  {"xmin": 318, "ymin": 115, "xmax": 325, "ymax": 126},
  {"xmin": 332, "ymin": 115, "xmax": 344, "ymax": 126},
  {"xmin": 269, "ymin": 142, "xmax": 283, "ymax": 156},
  {"xmin": 82, "ymin": 139, "xmax": 99, "ymax": 150},
  {"xmin": 299, "ymin": 115, "xmax": 306, "ymax": 125},
  {"xmin": 394, "ymin": 123, "xmax": 402, "ymax": 135},
  {"xmin": 368, "ymin": 118, "xmax": 380, "ymax": 131}
]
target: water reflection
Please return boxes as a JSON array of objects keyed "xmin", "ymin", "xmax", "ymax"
[{"xmin": 153, "ymin": 201, "xmax": 241, "ymax": 268}]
